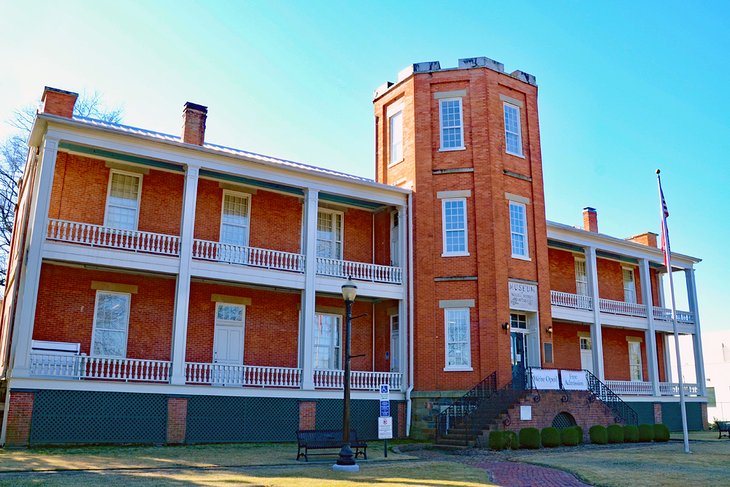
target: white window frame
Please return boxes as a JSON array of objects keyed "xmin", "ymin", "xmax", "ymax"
[
  {"xmin": 439, "ymin": 98, "xmax": 465, "ymax": 151},
  {"xmin": 628, "ymin": 340, "xmax": 643, "ymax": 381},
  {"xmin": 441, "ymin": 198, "xmax": 468, "ymax": 257},
  {"xmin": 503, "ymin": 102, "xmax": 524, "ymax": 157},
  {"xmin": 316, "ymin": 208, "xmax": 344, "ymax": 260},
  {"xmin": 104, "ymin": 169, "xmax": 143, "ymax": 230},
  {"xmin": 444, "ymin": 307, "xmax": 472, "ymax": 371},
  {"xmin": 313, "ymin": 312, "xmax": 343, "ymax": 370},
  {"xmin": 390, "ymin": 211, "xmax": 400, "ymax": 266},
  {"xmin": 219, "ymin": 190, "xmax": 251, "ymax": 247},
  {"xmin": 623, "ymin": 267, "xmax": 637, "ymax": 304},
  {"xmin": 575, "ymin": 258, "xmax": 588, "ymax": 296},
  {"xmin": 90, "ymin": 290, "xmax": 131, "ymax": 358},
  {"xmin": 389, "ymin": 314, "xmax": 400, "ymax": 373},
  {"xmin": 389, "ymin": 110, "xmax": 404, "ymax": 166},
  {"xmin": 509, "ymin": 201, "xmax": 529, "ymax": 259}
]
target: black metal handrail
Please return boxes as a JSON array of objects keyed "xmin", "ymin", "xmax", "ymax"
[
  {"xmin": 435, "ymin": 371, "xmax": 497, "ymax": 441},
  {"xmin": 584, "ymin": 370, "xmax": 639, "ymax": 425}
]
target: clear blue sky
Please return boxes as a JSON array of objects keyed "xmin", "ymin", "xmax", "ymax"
[{"xmin": 1, "ymin": 1, "xmax": 728, "ymax": 330}]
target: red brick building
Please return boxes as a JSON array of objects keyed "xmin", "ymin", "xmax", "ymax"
[{"xmin": 0, "ymin": 57, "xmax": 707, "ymax": 446}]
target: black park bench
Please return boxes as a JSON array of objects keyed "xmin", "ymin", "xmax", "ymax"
[
  {"xmin": 296, "ymin": 429, "xmax": 368, "ymax": 461},
  {"xmin": 718, "ymin": 421, "xmax": 730, "ymax": 439}
]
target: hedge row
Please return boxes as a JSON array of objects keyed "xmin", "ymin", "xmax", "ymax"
[{"xmin": 487, "ymin": 423, "xmax": 670, "ymax": 450}]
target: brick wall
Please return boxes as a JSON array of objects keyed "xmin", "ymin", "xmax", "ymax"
[
  {"xmin": 299, "ymin": 401, "xmax": 316, "ymax": 430},
  {"xmin": 548, "ymin": 248, "xmax": 578, "ymax": 294},
  {"xmin": 166, "ymin": 397, "xmax": 188, "ymax": 444},
  {"xmin": 33, "ymin": 263, "xmax": 175, "ymax": 359},
  {"xmin": 5, "ymin": 391, "xmax": 34, "ymax": 447},
  {"xmin": 373, "ymin": 300, "xmax": 399, "ymax": 373}
]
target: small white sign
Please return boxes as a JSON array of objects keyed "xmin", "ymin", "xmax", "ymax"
[
  {"xmin": 509, "ymin": 281, "xmax": 538, "ymax": 312},
  {"xmin": 561, "ymin": 370, "xmax": 589, "ymax": 390},
  {"xmin": 531, "ymin": 368, "xmax": 560, "ymax": 390},
  {"xmin": 520, "ymin": 405, "xmax": 532, "ymax": 421},
  {"xmin": 378, "ymin": 416, "xmax": 393, "ymax": 439}
]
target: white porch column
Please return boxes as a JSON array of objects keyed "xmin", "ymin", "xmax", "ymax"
[
  {"xmin": 685, "ymin": 268, "xmax": 706, "ymax": 395},
  {"xmin": 639, "ymin": 258, "xmax": 661, "ymax": 396},
  {"xmin": 657, "ymin": 272, "xmax": 666, "ymax": 308},
  {"xmin": 300, "ymin": 189, "xmax": 319, "ymax": 390},
  {"xmin": 397, "ymin": 205, "xmax": 408, "ymax": 388},
  {"xmin": 663, "ymin": 333, "xmax": 673, "ymax": 382},
  {"xmin": 585, "ymin": 246, "xmax": 605, "ymax": 380},
  {"xmin": 8, "ymin": 137, "xmax": 58, "ymax": 378},
  {"xmin": 169, "ymin": 165, "xmax": 199, "ymax": 385}
]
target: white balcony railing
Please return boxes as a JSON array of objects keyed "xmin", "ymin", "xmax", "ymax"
[
  {"xmin": 316, "ymin": 257, "xmax": 403, "ymax": 284},
  {"xmin": 47, "ymin": 219, "xmax": 180, "ymax": 256},
  {"xmin": 598, "ymin": 298, "xmax": 647, "ymax": 318},
  {"xmin": 550, "ymin": 290, "xmax": 593, "ymax": 310},
  {"xmin": 313, "ymin": 369, "xmax": 403, "ymax": 391},
  {"xmin": 185, "ymin": 362, "xmax": 302, "ymax": 388},
  {"xmin": 30, "ymin": 353, "xmax": 171, "ymax": 382},
  {"xmin": 606, "ymin": 380, "xmax": 700, "ymax": 397},
  {"xmin": 192, "ymin": 239, "xmax": 305, "ymax": 273},
  {"xmin": 653, "ymin": 306, "xmax": 695, "ymax": 324}
]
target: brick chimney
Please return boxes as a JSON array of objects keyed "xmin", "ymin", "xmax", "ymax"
[
  {"xmin": 583, "ymin": 207, "xmax": 598, "ymax": 233},
  {"xmin": 627, "ymin": 232, "xmax": 658, "ymax": 248},
  {"xmin": 182, "ymin": 102, "xmax": 208, "ymax": 145},
  {"xmin": 41, "ymin": 86, "xmax": 79, "ymax": 118}
]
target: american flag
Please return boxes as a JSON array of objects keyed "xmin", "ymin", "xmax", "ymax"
[{"xmin": 657, "ymin": 172, "xmax": 671, "ymax": 269}]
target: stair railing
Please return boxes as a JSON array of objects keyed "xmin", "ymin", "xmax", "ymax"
[
  {"xmin": 435, "ymin": 371, "xmax": 497, "ymax": 441},
  {"xmin": 584, "ymin": 370, "xmax": 639, "ymax": 425}
]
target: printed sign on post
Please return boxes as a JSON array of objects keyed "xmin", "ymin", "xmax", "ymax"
[
  {"xmin": 530, "ymin": 368, "xmax": 560, "ymax": 390},
  {"xmin": 380, "ymin": 400, "xmax": 391, "ymax": 417},
  {"xmin": 561, "ymin": 370, "xmax": 588, "ymax": 390},
  {"xmin": 378, "ymin": 416, "xmax": 393, "ymax": 439}
]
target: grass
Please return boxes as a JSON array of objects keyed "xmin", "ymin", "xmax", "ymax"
[{"xmin": 510, "ymin": 431, "xmax": 730, "ymax": 487}]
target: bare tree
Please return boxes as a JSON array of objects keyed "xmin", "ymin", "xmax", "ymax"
[{"xmin": 0, "ymin": 92, "xmax": 122, "ymax": 286}]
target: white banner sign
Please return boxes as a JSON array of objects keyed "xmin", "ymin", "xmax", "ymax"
[
  {"xmin": 509, "ymin": 281, "xmax": 538, "ymax": 312},
  {"xmin": 561, "ymin": 370, "xmax": 588, "ymax": 390},
  {"xmin": 530, "ymin": 368, "xmax": 560, "ymax": 390}
]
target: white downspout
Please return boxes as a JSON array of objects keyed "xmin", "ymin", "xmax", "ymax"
[{"xmin": 406, "ymin": 192, "xmax": 414, "ymax": 436}]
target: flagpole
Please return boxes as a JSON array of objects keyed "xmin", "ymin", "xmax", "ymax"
[{"xmin": 656, "ymin": 169, "xmax": 690, "ymax": 454}]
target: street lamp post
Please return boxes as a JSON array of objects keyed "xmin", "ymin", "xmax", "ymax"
[{"xmin": 335, "ymin": 277, "xmax": 358, "ymax": 471}]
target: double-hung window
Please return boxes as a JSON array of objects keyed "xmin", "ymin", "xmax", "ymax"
[
  {"xmin": 91, "ymin": 291, "xmax": 131, "ymax": 358},
  {"xmin": 628, "ymin": 341, "xmax": 643, "ymax": 381},
  {"xmin": 444, "ymin": 308, "xmax": 471, "ymax": 370},
  {"xmin": 317, "ymin": 209, "xmax": 343, "ymax": 260},
  {"xmin": 439, "ymin": 98, "xmax": 464, "ymax": 150},
  {"xmin": 105, "ymin": 171, "xmax": 142, "ymax": 230},
  {"xmin": 575, "ymin": 258, "xmax": 588, "ymax": 296},
  {"xmin": 509, "ymin": 201, "xmax": 529, "ymax": 259},
  {"xmin": 503, "ymin": 103, "xmax": 523, "ymax": 156},
  {"xmin": 389, "ymin": 110, "xmax": 403, "ymax": 165},
  {"xmin": 623, "ymin": 268, "xmax": 637, "ymax": 304},
  {"xmin": 442, "ymin": 198, "xmax": 467, "ymax": 256},
  {"xmin": 220, "ymin": 191, "xmax": 250, "ymax": 247},
  {"xmin": 313, "ymin": 313, "xmax": 342, "ymax": 370}
]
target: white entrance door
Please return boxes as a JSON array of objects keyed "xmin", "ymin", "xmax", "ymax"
[
  {"xmin": 212, "ymin": 303, "xmax": 245, "ymax": 385},
  {"xmin": 390, "ymin": 315, "xmax": 400, "ymax": 373},
  {"xmin": 580, "ymin": 337, "xmax": 593, "ymax": 374}
]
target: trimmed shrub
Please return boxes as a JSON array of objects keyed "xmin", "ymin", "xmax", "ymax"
[
  {"xmin": 489, "ymin": 431, "xmax": 506, "ymax": 450},
  {"xmin": 638, "ymin": 424, "xmax": 654, "ymax": 442},
  {"xmin": 561, "ymin": 427, "xmax": 580, "ymax": 446},
  {"xmin": 623, "ymin": 425, "xmax": 639, "ymax": 443},
  {"xmin": 607, "ymin": 424, "xmax": 624, "ymax": 444},
  {"xmin": 589, "ymin": 425, "xmax": 608, "ymax": 444},
  {"xmin": 574, "ymin": 425, "xmax": 584, "ymax": 443},
  {"xmin": 654, "ymin": 423, "xmax": 670, "ymax": 442},
  {"xmin": 505, "ymin": 431, "xmax": 519, "ymax": 450},
  {"xmin": 519, "ymin": 427, "xmax": 541, "ymax": 449},
  {"xmin": 541, "ymin": 427, "xmax": 561, "ymax": 448}
]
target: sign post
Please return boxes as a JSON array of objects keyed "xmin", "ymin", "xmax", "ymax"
[{"xmin": 378, "ymin": 384, "xmax": 392, "ymax": 457}]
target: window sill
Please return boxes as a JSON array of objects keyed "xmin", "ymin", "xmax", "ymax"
[
  {"xmin": 439, "ymin": 146, "xmax": 466, "ymax": 152},
  {"xmin": 511, "ymin": 254, "xmax": 531, "ymax": 261},
  {"xmin": 442, "ymin": 252, "xmax": 470, "ymax": 257},
  {"xmin": 506, "ymin": 150, "xmax": 526, "ymax": 159},
  {"xmin": 444, "ymin": 366, "xmax": 473, "ymax": 372},
  {"xmin": 388, "ymin": 159, "xmax": 404, "ymax": 168}
]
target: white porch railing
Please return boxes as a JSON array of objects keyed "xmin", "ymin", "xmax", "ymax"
[
  {"xmin": 313, "ymin": 369, "xmax": 403, "ymax": 391},
  {"xmin": 652, "ymin": 306, "xmax": 695, "ymax": 324},
  {"xmin": 606, "ymin": 380, "xmax": 700, "ymax": 397},
  {"xmin": 47, "ymin": 219, "xmax": 180, "ymax": 256},
  {"xmin": 30, "ymin": 353, "xmax": 171, "ymax": 382},
  {"xmin": 316, "ymin": 257, "xmax": 402, "ymax": 284},
  {"xmin": 598, "ymin": 298, "xmax": 647, "ymax": 318},
  {"xmin": 550, "ymin": 290, "xmax": 593, "ymax": 310},
  {"xmin": 192, "ymin": 239, "xmax": 305, "ymax": 273},
  {"xmin": 185, "ymin": 362, "xmax": 302, "ymax": 388}
]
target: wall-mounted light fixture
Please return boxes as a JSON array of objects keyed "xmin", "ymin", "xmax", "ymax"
[
  {"xmin": 546, "ymin": 325, "xmax": 553, "ymax": 335},
  {"xmin": 501, "ymin": 322, "xmax": 509, "ymax": 331}
]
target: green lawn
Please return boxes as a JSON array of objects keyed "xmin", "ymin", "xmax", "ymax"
[{"xmin": 510, "ymin": 432, "xmax": 730, "ymax": 487}]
